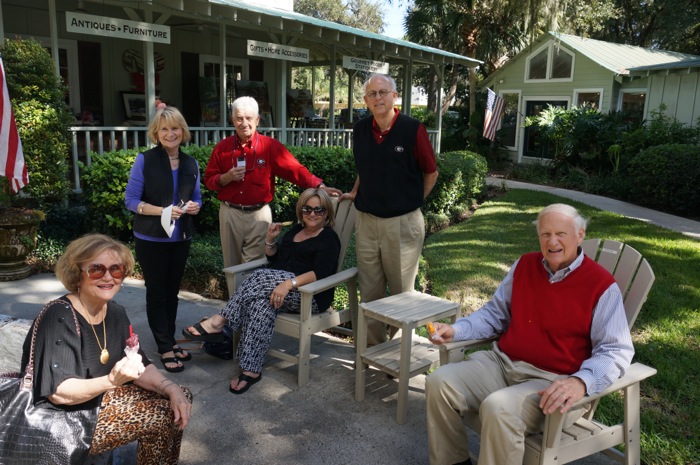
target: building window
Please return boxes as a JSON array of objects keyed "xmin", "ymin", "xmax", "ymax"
[
  {"xmin": 500, "ymin": 92, "xmax": 520, "ymax": 148},
  {"xmin": 528, "ymin": 49, "xmax": 548, "ymax": 80},
  {"xmin": 525, "ymin": 42, "xmax": 574, "ymax": 82},
  {"xmin": 574, "ymin": 89, "xmax": 603, "ymax": 109},
  {"xmin": 619, "ymin": 91, "xmax": 646, "ymax": 123}
]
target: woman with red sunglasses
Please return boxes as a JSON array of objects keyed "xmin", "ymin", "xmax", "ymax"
[{"xmin": 20, "ymin": 233, "xmax": 192, "ymax": 464}]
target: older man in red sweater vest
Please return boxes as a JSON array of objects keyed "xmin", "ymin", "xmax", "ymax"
[{"xmin": 425, "ymin": 204, "xmax": 634, "ymax": 465}]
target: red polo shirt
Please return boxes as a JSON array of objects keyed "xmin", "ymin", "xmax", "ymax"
[{"xmin": 204, "ymin": 132, "xmax": 322, "ymax": 205}]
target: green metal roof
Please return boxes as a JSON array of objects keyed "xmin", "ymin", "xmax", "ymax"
[
  {"xmin": 550, "ymin": 32, "xmax": 700, "ymax": 75},
  {"xmin": 209, "ymin": 0, "xmax": 482, "ymax": 67}
]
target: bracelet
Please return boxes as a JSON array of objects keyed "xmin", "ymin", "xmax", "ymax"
[
  {"xmin": 158, "ymin": 378, "xmax": 170, "ymax": 390},
  {"xmin": 160, "ymin": 381, "xmax": 177, "ymax": 396},
  {"xmin": 290, "ymin": 278, "xmax": 298, "ymax": 290},
  {"xmin": 265, "ymin": 240, "xmax": 277, "ymax": 248},
  {"xmin": 137, "ymin": 201, "xmax": 145, "ymax": 215}
]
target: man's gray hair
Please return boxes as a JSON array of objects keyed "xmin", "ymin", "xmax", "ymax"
[
  {"xmin": 363, "ymin": 74, "xmax": 397, "ymax": 94},
  {"xmin": 534, "ymin": 203, "xmax": 588, "ymax": 232},
  {"xmin": 231, "ymin": 96, "xmax": 259, "ymax": 117}
]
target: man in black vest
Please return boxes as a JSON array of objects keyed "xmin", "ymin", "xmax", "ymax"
[{"xmin": 340, "ymin": 74, "xmax": 438, "ymax": 345}]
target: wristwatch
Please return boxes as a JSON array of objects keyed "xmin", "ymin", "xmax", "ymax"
[{"xmin": 291, "ymin": 278, "xmax": 298, "ymax": 290}]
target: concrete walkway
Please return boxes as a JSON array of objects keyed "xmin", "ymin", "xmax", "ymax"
[
  {"xmin": 3, "ymin": 180, "xmax": 685, "ymax": 464},
  {"xmin": 486, "ymin": 176, "xmax": 700, "ymax": 239}
]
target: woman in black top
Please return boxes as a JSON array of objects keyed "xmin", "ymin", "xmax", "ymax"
[
  {"xmin": 182, "ymin": 188, "xmax": 341, "ymax": 394},
  {"xmin": 21, "ymin": 234, "xmax": 192, "ymax": 464}
]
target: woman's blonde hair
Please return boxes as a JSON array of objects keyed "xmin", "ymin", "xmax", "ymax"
[
  {"xmin": 295, "ymin": 188, "xmax": 336, "ymax": 228},
  {"xmin": 147, "ymin": 106, "xmax": 191, "ymax": 145},
  {"xmin": 55, "ymin": 234, "xmax": 135, "ymax": 292}
]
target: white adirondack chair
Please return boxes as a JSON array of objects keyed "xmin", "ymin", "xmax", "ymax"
[
  {"xmin": 223, "ymin": 199, "xmax": 358, "ymax": 386},
  {"xmin": 439, "ymin": 239, "xmax": 657, "ymax": 465}
]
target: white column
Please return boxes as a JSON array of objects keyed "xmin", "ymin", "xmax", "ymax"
[
  {"xmin": 144, "ymin": 10, "xmax": 156, "ymax": 123},
  {"xmin": 329, "ymin": 46, "xmax": 336, "ymax": 128},
  {"xmin": 48, "ymin": 0, "xmax": 60, "ymax": 77},
  {"xmin": 220, "ymin": 23, "xmax": 227, "ymax": 127}
]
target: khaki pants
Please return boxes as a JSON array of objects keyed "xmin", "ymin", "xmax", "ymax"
[
  {"xmin": 425, "ymin": 344, "xmax": 586, "ymax": 465},
  {"xmin": 356, "ymin": 208, "xmax": 425, "ymax": 345},
  {"xmin": 219, "ymin": 204, "xmax": 272, "ymax": 269}
]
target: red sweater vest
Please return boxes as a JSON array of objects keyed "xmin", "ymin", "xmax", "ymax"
[{"xmin": 498, "ymin": 252, "xmax": 615, "ymax": 374}]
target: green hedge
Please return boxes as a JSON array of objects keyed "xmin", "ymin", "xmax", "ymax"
[
  {"xmin": 79, "ymin": 144, "xmax": 487, "ymax": 239},
  {"xmin": 626, "ymin": 143, "xmax": 700, "ymax": 217},
  {"xmin": 424, "ymin": 150, "xmax": 488, "ymax": 231}
]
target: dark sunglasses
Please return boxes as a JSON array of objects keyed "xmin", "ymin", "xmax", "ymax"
[
  {"xmin": 301, "ymin": 206, "xmax": 326, "ymax": 215},
  {"xmin": 83, "ymin": 263, "xmax": 126, "ymax": 280}
]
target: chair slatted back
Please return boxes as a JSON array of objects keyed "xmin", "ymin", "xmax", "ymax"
[
  {"xmin": 330, "ymin": 199, "xmax": 356, "ymax": 274},
  {"xmin": 581, "ymin": 239, "xmax": 655, "ymax": 330}
]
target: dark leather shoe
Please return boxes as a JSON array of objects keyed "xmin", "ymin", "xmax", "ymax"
[{"xmin": 453, "ymin": 459, "xmax": 472, "ymax": 465}]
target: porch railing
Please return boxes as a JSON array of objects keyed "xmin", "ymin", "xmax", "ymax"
[{"xmin": 69, "ymin": 125, "xmax": 438, "ymax": 192}]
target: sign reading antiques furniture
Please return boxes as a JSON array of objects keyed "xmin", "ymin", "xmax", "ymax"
[
  {"xmin": 247, "ymin": 40, "xmax": 309, "ymax": 63},
  {"xmin": 342, "ymin": 56, "xmax": 389, "ymax": 74},
  {"xmin": 66, "ymin": 12, "xmax": 171, "ymax": 44}
]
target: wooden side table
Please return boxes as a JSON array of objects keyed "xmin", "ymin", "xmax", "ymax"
[{"xmin": 354, "ymin": 291, "xmax": 460, "ymax": 424}]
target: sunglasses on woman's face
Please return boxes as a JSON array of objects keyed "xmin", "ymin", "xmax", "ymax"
[
  {"xmin": 301, "ymin": 206, "xmax": 326, "ymax": 216},
  {"xmin": 83, "ymin": 263, "xmax": 126, "ymax": 280}
]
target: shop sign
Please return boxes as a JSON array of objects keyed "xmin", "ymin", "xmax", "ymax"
[
  {"xmin": 66, "ymin": 12, "xmax": 171, "ymax": 44},
  {"xmin": 247, "ymin": 40, "xmax": 309, "ymax": 63},
  {"xmin": 342, "ymin": 56, "xmax": 389, "ymax": 73}
]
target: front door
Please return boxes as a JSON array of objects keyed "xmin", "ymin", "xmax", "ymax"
[{"xmin": 523, "ymin": 100, "xmax": 567, "ymax": 159}]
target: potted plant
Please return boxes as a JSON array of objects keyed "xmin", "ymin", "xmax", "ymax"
[
  {"xmin": 0, "ymin": 38, "xmax": 71, "ymax": 280},
  {"xmin": 0, "ymin": 182, "xmax": 45, "ymax": 281}
]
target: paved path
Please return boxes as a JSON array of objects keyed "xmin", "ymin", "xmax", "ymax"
[{"xmin": 486, "ymin": 177, "xmax": 700, "ymax": 239}]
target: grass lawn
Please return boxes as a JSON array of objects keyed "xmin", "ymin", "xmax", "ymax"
[{"xmin": 423, "ymin": 188, "xmax": 699, "ymax": 465}]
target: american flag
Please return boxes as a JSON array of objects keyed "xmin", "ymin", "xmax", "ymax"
[
  {"xmin": 483, "ymin": 88, "xmax": 505, "ymax": 141},
  {"xmin": 0, "ymin": 57, "xmax": 27, "ymax": 193}
]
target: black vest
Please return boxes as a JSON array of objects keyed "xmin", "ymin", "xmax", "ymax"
[
  {"xmin": 132, "ymin": 146, "xmax": 198, "ymax": 239},
  {"xmin": 353, "ymin": 113, "xmax": 423, "ymax": 218}
]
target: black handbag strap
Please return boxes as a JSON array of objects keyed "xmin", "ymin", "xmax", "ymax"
[{"xmin": 23, "ymin": 298, "xmax": 81, "ymax": 390}]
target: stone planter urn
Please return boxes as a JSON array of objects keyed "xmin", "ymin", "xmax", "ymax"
[{"xmin": 0, "ymin": 207, "xmax": 44, "ymax": 281}]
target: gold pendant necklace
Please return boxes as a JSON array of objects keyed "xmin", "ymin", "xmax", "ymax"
[{"xmin": 79, "ymin": 294, "xmax": 109, "ymax": 364}]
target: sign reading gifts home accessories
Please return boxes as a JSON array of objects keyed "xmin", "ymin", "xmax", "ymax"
[
  {"xmin": 342, "ymin": 56, "xmax": 389, "ymax": 74},
  {"xmin": 247, "ymin": 40, "xmax": 309, "ymax": 63},
  {"xmin": 66, "ymin": 12, "xmax": 171, "ymax": 44}
]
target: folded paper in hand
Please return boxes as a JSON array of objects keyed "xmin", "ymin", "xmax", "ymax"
[{"xmin": 161, "ymin": 205, "xmax": 174, "ymax": 237}]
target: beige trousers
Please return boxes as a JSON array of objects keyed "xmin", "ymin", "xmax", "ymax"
[
  {"xmin": 219, "ymin": 204, "xmax": 272, "ymax": 269},
  {"xmin": 425, "ymin": 344, "xmax": 585, "ymax": 465},
  {"xmin": 355, "ymin": 208, "xmax": 425, "ymax": 345}
]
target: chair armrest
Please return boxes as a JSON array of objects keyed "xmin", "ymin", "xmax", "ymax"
[
  {"xmin": 298, "ymin": 267, "xmax": 357, "ymax": 295},
  {"xmin": 296, "ymin": 267, "xmax": 358, "ymax": 321},
  {"xmin": 541, "ymin": 362, "xmax": 657, "ymax": 449},
  {"xmin": 223, "ymin": 257, "xmax": 270, "ymax": 277},
  {"xmin": 439, "ymin": 337, "xmax": 497, "ymax": 365},
  {"xmin": 567, "ymin": 362, "xmax": 657, "ymax": 408}
]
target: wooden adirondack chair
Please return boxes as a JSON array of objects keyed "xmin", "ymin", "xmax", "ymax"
[
  {"xmin": 439, "ymin": 239, "xmax": 657, "ymax": 465},
  {"xmin": 223, "ymin": 199, "xmax": 358, "ymax": 386}
]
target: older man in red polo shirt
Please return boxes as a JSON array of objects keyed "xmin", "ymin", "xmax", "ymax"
[{"xmin": 204, "ymin": 96, "xmax": 340, "ymax": 278}]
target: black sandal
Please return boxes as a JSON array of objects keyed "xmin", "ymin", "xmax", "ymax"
[
  {"xmin": 182, "ymin": 320, "xmax": 226, "ymax": 343},
  {"xmin": 172, "ymin": 346, "xmax": 192, "ymax": 361},
  {"xmin": 229, "ymin": 373, "xmax": 262, "ymax": 395},
  {"xmin": 160, "ymin": 356, "xmax": 184, "ymax": 373}
]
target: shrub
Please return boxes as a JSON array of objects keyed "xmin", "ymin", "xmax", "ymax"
[
  {"xmin": 0, "ymin": 38, "xmax": 72, "ymax": 206},
  {"xmin": 79, "ymin": 149, "xmax": 138, "ymax": 240},
  {"xmin": 626, "ymin": 144, "xmax": 700, "ymax": 217},
  {"xmin": 274, "ymin": 146, "xmax": 357, "ymax": 220},
  {"xmin": 621, "ymin": 106, "xmax": 700, "ymax": 165},
  {"xmin": 425, "ymin": 151, "xmax": 488, "ymax": 226}
]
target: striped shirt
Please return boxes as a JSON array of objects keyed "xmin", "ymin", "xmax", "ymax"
[{"xmin": 451, "ymin": 251, "xmax": 634, "ymax": 395}]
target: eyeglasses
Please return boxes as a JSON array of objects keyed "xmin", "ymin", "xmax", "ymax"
[
  {"xmin": 301, "ymin": 206, "xmax": 327, "ymax": 216},
  {"xmin": 83, "ymin": 263, "xmax": 126, "ymax": 280},
  {"xmin": 365, "ymin": 89, "xmax": 394, "ymax": 99}
]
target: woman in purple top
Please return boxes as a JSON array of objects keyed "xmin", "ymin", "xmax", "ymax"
[{"xmin": 124, "ymin": 106, "xmax": 202, "ymax": 372}]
